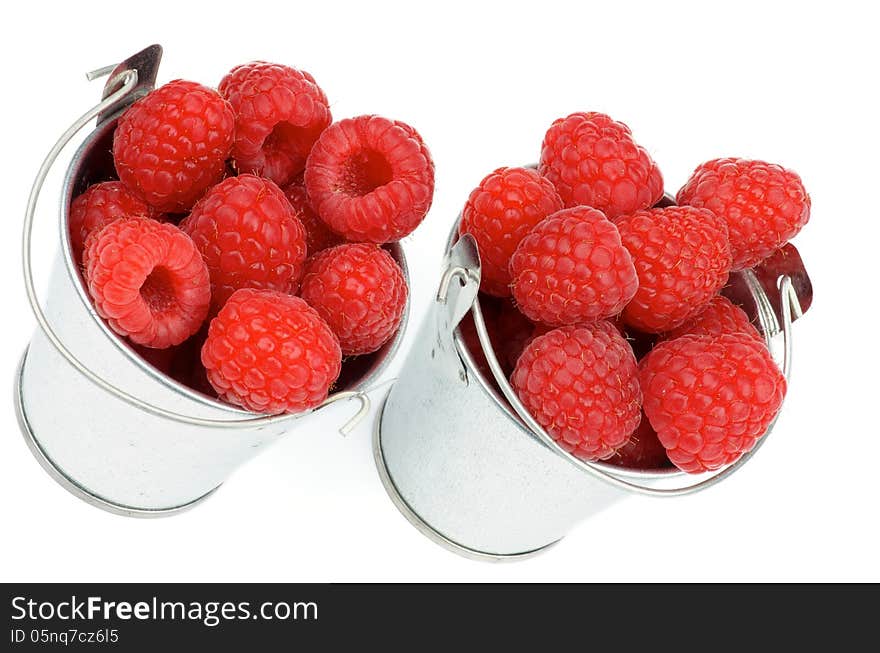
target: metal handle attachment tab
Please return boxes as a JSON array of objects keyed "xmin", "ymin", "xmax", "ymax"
[{"xmin": 434, "ymin": 234, "xmax": 481, "ymax": 384}]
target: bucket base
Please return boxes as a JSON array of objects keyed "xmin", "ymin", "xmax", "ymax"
[
  {"xmin": 373, "ymin": 393, "xmax": 559, "ymax": 562},
  {"xmin": 14, "ymin": 347, "xmax": 220, "ymax": 518}
]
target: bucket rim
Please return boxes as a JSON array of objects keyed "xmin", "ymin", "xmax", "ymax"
[{"xmin": 57, "ymin": 110, "xmax": 411, "ymax": 419}]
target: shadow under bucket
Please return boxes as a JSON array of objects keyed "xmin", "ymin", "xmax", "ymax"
[
  {"xmin": 16, "ymin": 46, "xmax": 409, "ymax": 516},
  {"xmin": 375, "ymin": 222, "xmax": 799, "ymax": 560}
]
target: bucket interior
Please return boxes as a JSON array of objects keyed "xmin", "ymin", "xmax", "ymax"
[{"xmin": 59, "ymin": 111, "xmax": 409, "ymax": 414}]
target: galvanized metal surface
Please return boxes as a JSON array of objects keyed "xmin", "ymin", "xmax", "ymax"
[
  {"xmin": 16, "ymin": 45, "xmax": 409, "ymax": 515},
  {"xmin": 375, "ymin": 219, "xmax": 798, "ymax": 559},
  {"xmin": 375, "ymin": 256, "xmax": 624, "ymax": 556}
]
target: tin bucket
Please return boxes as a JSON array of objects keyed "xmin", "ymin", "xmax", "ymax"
[
  {"xmin": 374, "ymin": 220, "xmax": 800, "ymax": 560},
  {"xmin": 15, "ymin": 45, "xmax": 408, "ymax": 516}
]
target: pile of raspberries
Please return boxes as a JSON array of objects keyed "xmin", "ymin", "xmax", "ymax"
[
  {"xmin": 70, "ymin": 62, "xmax": 434, "ymax": 415},
  {"xmin": 459, "ymin": 111, "xmax": 811, "ymax": 474}
]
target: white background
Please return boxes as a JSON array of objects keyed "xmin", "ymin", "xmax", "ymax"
[{"xmin": 1, "ymin": 1, "xmax": 877, "ymax": 582}]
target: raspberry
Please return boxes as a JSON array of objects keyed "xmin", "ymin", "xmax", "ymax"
[
  {"xmin": 113, "ymin": 80, "xmax": 235, "ymax": 213},
  {"xmin": 615, "ymin": 206, "xmax": 732, "ymax": 333},
  {"xmin": 664, "ymin": 295, "xmax": 762, "ymax": 342},
  {"xmin": 283, "ymin": 183, "xmax": 342, "ymax": 254},
  {"xmin": 511, "ymin": 322, "xmax": 642, "ymax": 461},
  {"xmin": 299, "ymin": 244, "xmax": 407, "ymax": 356},
  {"xmin": 219, "ymin": 62, "xmax": 332, "ymax": 187},
  {"xmin": 84, "ymin": 217, "xmax": 210, "ymax": 349},
  {"xmin": 180, "ymin": 174, "xmax": 307, "ymax": 312},
  {"xmin": 304, "ymin": 115, "xmax": 434, "ymax": 243},
  {"xmin": 202, "ymin": 289, "xmax": 341, "ymax": 413},
  {"xmin": 459, "ymin": 167, "xmax": 564, "ymax": 297},
  {"xmin": 605, "ymin": 414, "xmax": 672, "ymax": 470},
  {"xmin": 539, "ymin": 112, "xmax": 664, "ymax": 218},
  {"xmin": 640, "ymin": 333, "xmax": 786, "ymax": 473},
  {"xmin": 68, "ymin": 181, "xmax": 159, "ymax": 264},
  {"xmin": 510, "ymin": 206, "xmax": 638, "ymax": 325},
  {"xmin": 676, "ymin": 158, "xmax": 810, "ymax": 270}
]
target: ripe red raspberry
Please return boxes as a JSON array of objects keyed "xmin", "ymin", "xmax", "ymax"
[
  {"xmin": 676, "ymin": 158, "xmax": 810, "ymax": 270},
  {"xmin": 304, "ymin": 115, "xmax": 434, "ymax": 243},
  {"xmin": 459, "ymin": 167, "xmax": 564, "ymax": 297},
  {"xmin": 283, "ymin": 183, "xmax": 342, "ymax": 254},
  {"xmin": 664, "ymin": 295, "xmax": 762, "ymax": 342},
  {"xmin": 511, "ymin": 322, "xmax": 642, "ymax": 461},
  {"xmin": 219, "ymin": 62, "xmax": 332, "ymax": 187},
  {"xmin": 510, "ymin": 206, "xmax": 638, "ymax": 325},
  {"xmin": 84, "ymin": 217, "xmax": 210, "ymax": 349},
  {"xmin": 202, "ymin": 289, "xmax": 341, "ymax": 413},
  {"xmin": 180, "ymin": 174, "xmax": 307, "ymax": 312},
  {"xmin": 113, "ymin": 80, "xmax": 234, "ymax": 213},
  {"xmin": 68, "ymin": 181, "xmax": 158, "ymax": 264},
  {"xmin": 640, "ymin": 333, "xmax": 786, "ymax": 473},
  {"xmin": 539, "ymin": 112, "xmax": 664, "ymax": 218},
  {"xmin": 299, "ymin": 244, "xmax": 407, "ymax": 356},
  {"xmin": 604, "ymin": 414, "xmax": 672, "ymax": 470},
  {"xmin": 615, "ymin": 206, "xmax": 732, "ymax": 333}
]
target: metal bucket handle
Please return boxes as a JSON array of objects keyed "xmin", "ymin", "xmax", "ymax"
[
  {"xmin": 440, "ymin": 233, "xmax": 798, "ymax": 498},
  {"xmin": 22, "ymin": 50, "xmax": 370, "ymax": 433}
]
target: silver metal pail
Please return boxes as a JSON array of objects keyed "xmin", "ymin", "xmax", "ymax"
[
  {"xmin": 374, "ymin": 220, "xmax": 800, "ymax": 561},
  {"xmin": 16, "ymin": 45, "xmax": 409, "ymax": 517}
]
